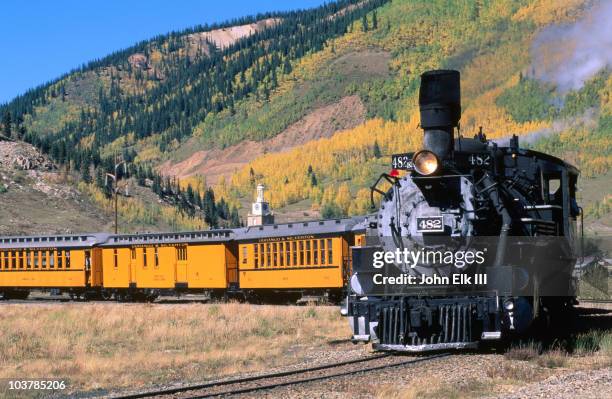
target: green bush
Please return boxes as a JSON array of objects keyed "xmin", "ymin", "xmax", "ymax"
[
  {"xmin": 321, "ymin": 202, "xmax": 344, "ymax": 219},
  {"xmin": 504, "ymin": 341, "xmax": 541, "ymax": 361},
  {"xmin": 574, "ymin": 330, "xmax": 605, "ymax": 354},
  {"xmin": 536, "ymin": 349, "xmax": 567, "ymax": 368}
]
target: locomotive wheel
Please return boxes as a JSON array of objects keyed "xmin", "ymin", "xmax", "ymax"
[
  {"xmin": 244, "ymin": 290, "xmax": 263, "ymax": 304},
  {"xmin": 115, "ymin": 291, "xmax": 131, "ymax": 302},
  {"xmin": 146, "ymin": 290, "xmax": 159, "ymax": 302},
  {"xmin": 209, "ymin": 289, "xmax": 227, "ymax": 303}
]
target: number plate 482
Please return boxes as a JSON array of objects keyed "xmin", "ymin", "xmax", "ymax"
[{"xmin": 416, "ymin": 216, "xmax": 444, "ymax": 233}]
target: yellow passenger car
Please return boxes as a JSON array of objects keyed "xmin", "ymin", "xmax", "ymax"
[
  {"xmin": 99, "ymin": 230, "xmax": 236, "ymax": 300},
  {"xmin": 235, "ymin": 218, "xmax": 366, "ymax": 300},
  {"xmin": 0, "ymin": 234, "xmax": 105, "ymax": 299}
]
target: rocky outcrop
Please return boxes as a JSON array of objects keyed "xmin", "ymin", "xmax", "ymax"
[
  {"xmin": 128, "ymin": 53, "xmax": 149, "ymax": 69},
  {"xmin": 0, "ymin": 141, "xmax": 55, "ymax": 171}
]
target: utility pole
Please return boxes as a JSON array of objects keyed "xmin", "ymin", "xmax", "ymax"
[{"xmin": 106, "ymin": 155, "xmax": 127, "ymax": 234}]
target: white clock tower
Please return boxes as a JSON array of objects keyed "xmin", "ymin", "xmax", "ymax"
[{"xmin": 247, "ymin": 184, "xmax": 274, "ymax": 226}]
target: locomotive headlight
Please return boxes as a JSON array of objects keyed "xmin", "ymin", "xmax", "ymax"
[{"xmin": 412, "ymin": 150, "xmax": 439, "ymax": 176}]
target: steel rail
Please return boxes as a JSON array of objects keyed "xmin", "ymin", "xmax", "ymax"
[
  {"xmin": 183, "ymin": 353, "xmax": 451, "ymax": 399},
  {"xmin": 112, "ymin": 353, "xmax": 394, "ymax": 399}
]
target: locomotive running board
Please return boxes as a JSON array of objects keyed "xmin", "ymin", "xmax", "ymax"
[{"xmin": 373, "ymin": 342, "xmax": 478, "ymax": 352}]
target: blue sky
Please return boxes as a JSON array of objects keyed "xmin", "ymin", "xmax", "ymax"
[{"xmin": 0, "ymin": 0, "xmax": 328, "ymax": 104}]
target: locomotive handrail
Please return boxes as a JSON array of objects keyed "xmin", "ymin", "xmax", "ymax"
[{"xmin": 369, "ymin": 173, "xmax": 400, "ymax": 210}]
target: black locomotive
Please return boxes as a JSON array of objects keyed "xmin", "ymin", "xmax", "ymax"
[{"xmin": 346, "ymin": 70, "xmax": 581, "ymax": 351}]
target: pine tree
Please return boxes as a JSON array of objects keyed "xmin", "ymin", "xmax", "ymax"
[
  {"xmin": 186, "ymin": 184, "xmax": 196, "ymax": 206},
  {"xmin": 2, "ymin": 111, "xmax": 11, "ymax": 138},
  {"xmin": 152, "ymin": 175, "xmax": 161, "ymax": 195},
  {"xmin": 81, "ymin": 163, "xmax": 92, "ymax": 183},
  {"xmin": 362, "ymin": 15, "xmax": 368, "ymax": 32},
  {"xmin": 283, "ymin": 57, "xmax": 292, "ymax": 74},
  {"xmin": 230, "ymin": 206, "xmax": 240, "ymax": 227},
  {"xmin": 373, "ymin": 140, "xmax": 382, "ymax": 158},
  {"xmin": 249, "ymin": 167, "xmax": 256, "ymax": 187},
  {"xmin": 95, "ymin": 168, "xmax": 105, "ymax": 189},
  {"xmin": 310, "ymin": 172, "xmax": 318, "ymax": 186},
  {"xmin": 203, "ymin": 188, "xmax": 217, "ymax": 227},
  {"xmin": 218, "ymin": 197, "xmax": 228, "ymax": 219}
]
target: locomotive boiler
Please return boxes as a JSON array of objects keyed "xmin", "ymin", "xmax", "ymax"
[{"xmin": 346, "ymin": 70, "xmax": 581, "ymax": 351}]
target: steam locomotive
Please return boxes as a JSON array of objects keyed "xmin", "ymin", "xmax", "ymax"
[{"xmin": 346, "ymin": 70, "xmax": 581, "ymax": 351}]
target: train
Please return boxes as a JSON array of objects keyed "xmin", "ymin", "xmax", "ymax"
[
  {"xmin": 346, "ymin": 69, "xmax": 581, "ymax": 351},
  {"xmin": 1, "ymin": 69, "xmax": 582, "ymax": 353},
  {"xmin": 0, "ymin": 217, "xmax": 366, "ymax": 302}
]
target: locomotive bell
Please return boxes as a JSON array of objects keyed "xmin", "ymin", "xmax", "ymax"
[{"xmin": 418, "ymin": 70, "xmax": 461, "ymax": 161}]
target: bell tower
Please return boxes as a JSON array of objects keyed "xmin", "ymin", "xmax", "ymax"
[{"xmin": 247, "ymin": 184, "xmax": 274, "ymax": 226}]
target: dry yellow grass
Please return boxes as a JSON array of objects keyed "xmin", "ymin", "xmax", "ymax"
[{"xmin": 0, "ymin": 303, "xmax": 349, "ymax": 395}]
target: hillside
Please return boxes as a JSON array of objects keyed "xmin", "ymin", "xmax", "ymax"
[
  {"xmin": 0, "ymin": 0, "xmax": 610, "ymax": 234},
  {"xmin": 0, "ymin": 139, "xmax": 109, "ymax": 235}
]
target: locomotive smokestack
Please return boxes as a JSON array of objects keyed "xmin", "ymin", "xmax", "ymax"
[{"xmin": 419, "ymin": 70, "xmax": 461, "ymax": 160}]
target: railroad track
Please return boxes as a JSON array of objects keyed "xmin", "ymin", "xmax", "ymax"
[
  {"xmin": 578, "ymin": 299, "xmax": 612, "ymax": 304},
  {"xmin": 112, "ymin": 352, "xmax": 450, "ymax": 399}
]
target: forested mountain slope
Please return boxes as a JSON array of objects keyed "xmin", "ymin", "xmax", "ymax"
[{"xmin": 0, "ymin": 0, "xmax": 610, "ymax": 233}]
